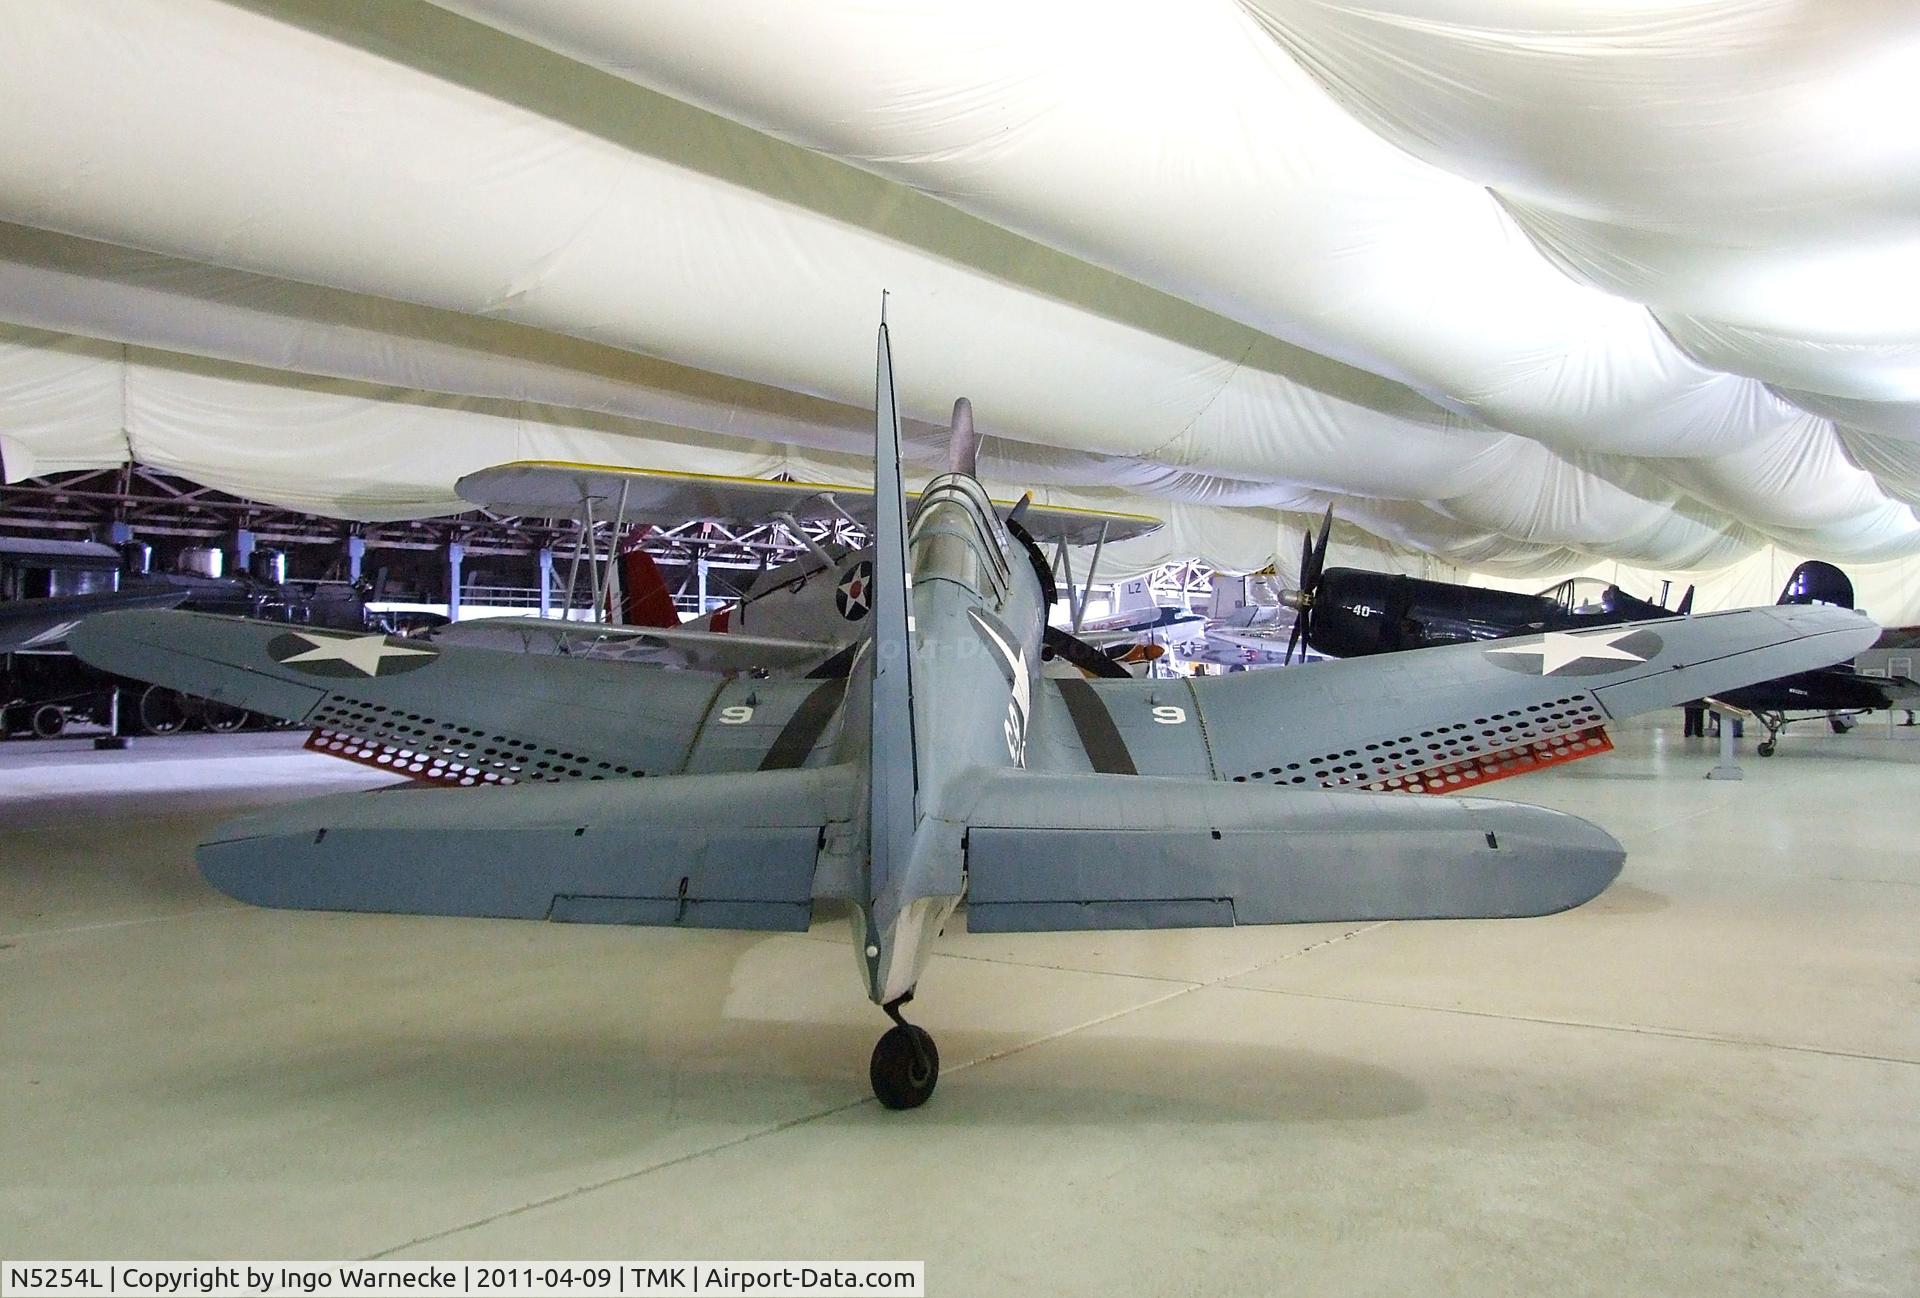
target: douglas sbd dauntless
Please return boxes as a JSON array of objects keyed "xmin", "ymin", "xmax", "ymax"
[{"xmin": 71, "ymin": 313, "xmax": 1878, "ymax": 1108}]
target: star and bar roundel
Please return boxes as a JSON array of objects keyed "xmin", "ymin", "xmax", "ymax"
[
  {"xmin": 267, "ymin": 629, "xmax": 440, "ymax": 679},
  {"xmin": 1482, "ymin": 627, "xmax": 1663, "ymax": 677},
  {"xmin": 836, "ymin": 560, "xmax": 874, "ymax": 621}
]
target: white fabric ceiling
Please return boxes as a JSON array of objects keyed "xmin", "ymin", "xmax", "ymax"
[{"xmin": 2, "ymin": 1, "xmax": 1918, "ymax": 608}]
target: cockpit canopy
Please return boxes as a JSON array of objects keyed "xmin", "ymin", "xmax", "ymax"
[{"xmin": 1536, "ymin": 577, "xmax": 1627, "ymax": 617}]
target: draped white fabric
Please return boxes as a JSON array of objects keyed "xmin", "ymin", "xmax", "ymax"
[{"xmin": 1, "ymin": 1, "xmax": 1917, "ymax": 613}]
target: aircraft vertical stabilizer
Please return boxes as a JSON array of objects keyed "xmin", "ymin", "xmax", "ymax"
[
  {"xmin": 868, "ymin": 304, "xmax": 919, "ymax": 902},
  {"xmin": 616, "ymin": 544, "xmax": 680, "ymax": 628},
  {"xmin": 1777, "ymin": 561, "xmax": 1853, "ymax": 609}
]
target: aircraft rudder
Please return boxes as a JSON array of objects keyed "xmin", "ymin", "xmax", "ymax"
[
  {"xmin": 1777, "ymin": 560, "xmax": 1854, "ymax": 609},
  {"xmin": 867, "ymin": 306, "xmax": 919, "ymax": 901}
]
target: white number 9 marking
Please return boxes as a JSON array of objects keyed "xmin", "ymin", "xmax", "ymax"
[
  {"xmin": 718, "ymin": 704, "xmax": 755, "ymax": 725},
  {"xmin": 1151, "ymin": 705, "xmax": 1186, "ymax": 725}
]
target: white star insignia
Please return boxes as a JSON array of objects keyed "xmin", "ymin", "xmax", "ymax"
[
  {"xmin": 278, "ymin": 632, "xmax": 436, "ymax": 677},
  {"xmin": 838, "ymin": 567, "xmax": 872, "ymax": 617},
  {"xmin": 1486, "ymin": 628, "xmax": 1648, "ymax": 675}
]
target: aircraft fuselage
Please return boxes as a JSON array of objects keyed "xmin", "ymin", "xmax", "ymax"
[
  {"xmin": 1308, "ymin": 569, "xmax": 1669, "ymax": 658},
  {"xmin": 850, "ymin": 472, "xmax": 1050, "ymax": 1004}
]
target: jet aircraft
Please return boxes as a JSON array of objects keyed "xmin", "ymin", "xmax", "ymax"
[{"xmin": 69, "ymin": 315, "xmax": 1878, "ymax": 1108}]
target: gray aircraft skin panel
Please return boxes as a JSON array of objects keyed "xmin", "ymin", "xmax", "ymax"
[
  {"xmin": 1027, "ymin": 604, "xmax": 1877, "ymax": 790},
  {"xmin": 0, "ymin": 587, "xmax": 189, "ymax": 653},
  {"xmin": 196, "ymin": 766, "xmax": 853, "ymax": 930},
  {"xmin": 66, "ymin": 609, "xmax": 847, "ymax": 779},
  {"xmin": 431, "ymin": 617, "xmax": 839, "ymax": 673},
  {"xmin": 961, "ymin": 772, "xmax": 1623, "ymax": 932},
  {"xmin": 683, "ymin": 676, "xmax": 849, "ymax": 773}
]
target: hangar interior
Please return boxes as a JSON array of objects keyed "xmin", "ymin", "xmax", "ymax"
[{"xmin": 2, "ymin": 2, "xmax": 1918, "ymax": 1292}]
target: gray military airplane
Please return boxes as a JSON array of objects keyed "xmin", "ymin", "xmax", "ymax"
[{"xmin": 69, "ymin": 313, "xmax": 1879, "ymax": 1108}]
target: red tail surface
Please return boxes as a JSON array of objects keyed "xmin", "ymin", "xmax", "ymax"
[{"xmin": 616, "ymin": 545, "xmax": 680, "ymax": 627}]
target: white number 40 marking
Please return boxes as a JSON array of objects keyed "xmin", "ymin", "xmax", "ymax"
[{"xmin": 1151, "ymin": 705, "xmax": 1186, "ymax": 725}]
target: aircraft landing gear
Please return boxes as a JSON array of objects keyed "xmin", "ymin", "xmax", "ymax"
[
  {"xmin": 1756, "ymin": 739, "xmax": 1776, "ymax": 757},
  {"xmin": 870, "ymin": 995, "xmax": 939, "ymax": 1110}
]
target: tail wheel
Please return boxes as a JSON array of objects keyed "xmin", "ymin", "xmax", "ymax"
[
  {"xmin": 200, "ymin": 701, "xmax": 251, "ymax": 733},
  {"xmin": 1756, "ymin": 739, "xmax": 1777, "ymax": 757},
  {"xmin": 30, "ymin": 704, "xmax": 66, "ymax": 739},
  {"xmin": 137, "ymin": 686, "xmax": 189, "ymax": 735},
  {"xmin": 870, "ymin": 1024, "xmax": 940, "ymax": 1110}
]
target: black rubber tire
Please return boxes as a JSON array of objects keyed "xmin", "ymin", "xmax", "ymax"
[
  {"xmin": 137, "ymin": 686, "xmax": 188, "ymax": 735},
  {"xmin": 30, "ymin": 704, "xmax": 65, "ymax": 739},
  {"xmin": 1757, "ymin": 740, "xmax": 1776, "ymax": 757},
  {"xmin": 870, "ymin": 1024, "xmax": 939, "ymax": 1110}
]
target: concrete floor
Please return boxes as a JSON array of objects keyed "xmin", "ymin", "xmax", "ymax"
[{"xmin": 2, "ymin": 719, "xmax": 1916, "ymax": 1293}]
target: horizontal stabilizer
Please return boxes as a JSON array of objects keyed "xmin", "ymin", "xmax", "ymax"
[
  {"xmin": 198, "ymin": 766, "xmax": 852, "ymax": 931},
  {"xmin": 959, "ymin": 773, "xmax": 1623, "ymax": 933}
]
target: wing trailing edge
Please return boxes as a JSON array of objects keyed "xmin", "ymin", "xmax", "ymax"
[
  {"xmin": 958, "ymin": 772, "xmax": 1623, "ymax": 932},
  {"xmin": 197, "ymin": 766, "xmax": 855, "ymax": 931}
]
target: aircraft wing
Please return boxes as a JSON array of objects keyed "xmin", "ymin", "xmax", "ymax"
[
  {"xmin": 430, "ymin": 616, "xmax": 838, "ymax": 673},
  {"xmin": 455, "ymin": 460, "xmax": 1162, "ymax": 546},
  {"xmin": 1713, "ymin": 666, "xmax": 1920, "ymax": 714},
  {"xmin": 0, "ymin": 587, "xmax": 188, "ymax": 653},
  {"xmin": 958, "ymin": 771, "xmax": 1623, "ymax": 932},
  {"xmin": 195, "ymin": 765, "xmax": 854, "ymax": 931},
  {"xmin": 68, "ymin": 610, "xmax": 851, "ymax": 781},
  {"xmin": 1204, "ymin": 609, "xmax": 1298, "ymax": 654},
  {"xmin": 1070, "ymin": 625, "xmax": 1150, "ymax": 651},
  {"xmin": 1029, "ymin": 605, "xmax": 1877, "ymax": 789},
  {"xmin": 1884, "ymin": 674, "xmax": 1920, "ymax": 705}
]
